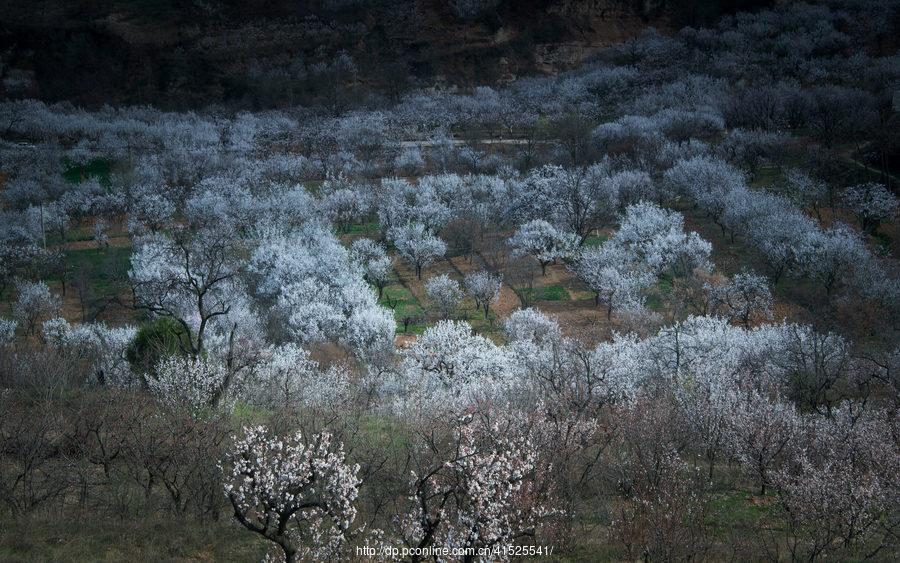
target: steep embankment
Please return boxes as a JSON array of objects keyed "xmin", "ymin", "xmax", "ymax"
[{"xmin": 0, "ymin": 0, "xmax": 746, "ymax": 109}]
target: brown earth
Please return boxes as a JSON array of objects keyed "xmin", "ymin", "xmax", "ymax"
[
  {"xmin": 0, "ymin": 0, "xmax": 680, "ymax": 108},
  {"xmin": 57, "ymin": 236, "xmax": 132, "ymax": 251}
]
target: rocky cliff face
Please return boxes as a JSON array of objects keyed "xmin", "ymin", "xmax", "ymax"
[
  {"xmin": 0, "ymin": 0, "xmax": 730, "ymax": 109},
  {"xmin": 506, "ymin": 1, "xmax": 671, "ymax": 76}
]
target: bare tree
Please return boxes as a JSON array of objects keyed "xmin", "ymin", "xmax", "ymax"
[{"xmin": 129, "ymin": 228, "xmax": 243, "ymax": 357}]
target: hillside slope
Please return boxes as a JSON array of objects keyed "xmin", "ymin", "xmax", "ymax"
[{"xmin": 0, "ymin": 0, "xmax": 770, "ymax": 109}]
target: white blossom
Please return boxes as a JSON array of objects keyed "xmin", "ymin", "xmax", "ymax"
[
  {"xmin": 840, "ymin": 182, "xmax": 897, "ymax": 233},
  {"xmin": 464, "ymin": 271, "xmax": 502, "ymax": 319},
  {"xmin": 389, "ymin": 222, "xmax": 446, "ymax": 280},
  {"xmin": 148, "ymin": 355, "xmax": 231, "ymax": 413},
  {"xmin": 222, "ymin": 426, "xmax": 361, "ymax": 563},
  {"xmin": 425, "ymin": 274, "xmax": 464, "ymax": 320},
  {"xmin": 507, "ymin": 219, "xmax": 579, "ymax": 276},
  {"xmin": 13, "ymin": 280, "xmax": 61, "ymax": 336},
  {"xmin": 0, "ymin": 318, "xmax": 18, "ymax": 344}
]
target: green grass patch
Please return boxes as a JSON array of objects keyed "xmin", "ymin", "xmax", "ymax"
[
  {"xmin": 54, "ymin": 246, "xmax": 132, "ymax": 293},
  {"xmin": 66, "ymin": 223, "xmax": 99, "ymax": 242},
  {"xmin": 519, "ymin": 284, "xmax": 570, "ymax": 302},
  {"xmin": 657, "ymin": 276, "xmax": 673, "ymax": 293},
  {"xmin": 231, "ymin": 401, "xmax": 279, "ymax": 424},
  {"xmin": 583, "ymin": 234, "xmax": 608, "ymax": 247},
  {"xmin": 569, "ymin": 289, "xmax": 597, "ymax": 301},
  {"xmin": 380, "ymin": 285, "xmax": 418, "ymax": 309},
  {"xmin": 872, "ymin": 231, "xmax": 893, "ymax": 254},
  {"xmin": 303, "ymin": 179, "xmax": 325, "ymax": 194},
  {"xmin": 399, "ymin": 322, "xmax": 427, "ymax": 335},
  {"xmin": 0, "ymin": 511, "xmax": 263, "ymax": 562},
  {"xmin": 66, "ymin": 245, "xmax": 132, "ymax": 270},
  {"xmin": 748, "ymin": 165, "xmax": 782, "ymax": 189},
  {"xmin": 707, "ymin": 490, "xmax": 779, "ymax": 536},
  {"xmin": 445, "ymin": 297, "xmax": 501, "ymax": 340},
  {"xmin": 379, "ymin": 285, "xmax": 426, "ymax": 332},
  {"xmin": 63, "ymin": 158, "xmax": 112, "ymax": 187},
  {"xmin": 356, "ymin": 414, "xmax": 414, "ymax": 453},
  {"xmin": 347, "ymin": 221, "xmax": 380, "ymax": 235},
  {"xmin": 645, "ymin": 278, "xmax": 672, "ymax": 312}
]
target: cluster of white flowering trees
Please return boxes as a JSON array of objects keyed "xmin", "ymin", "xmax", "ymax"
[
  {"xmin": 349, "ymin": 238, "xmax": 391, "ymax": 298},
  {"xmin": 575, "ymin": 247, "xmax": 655, "ymax": 319},
  {"xmin": 388, "ymin": 223, "xmax": 446, "ymax": 280},
  {"xmin": 41, "ymin": 317, "xmax": 136, "ymax": 387},
  {"xmin": 226, "ymin": 304, "xmax": 900, "ymax": 557},
  {"xmin": 706, "ymin": 271, "xmax": 773, "ymax": 328},
  {"xmin": 660, "ymin": 154, "xmax": 896, "ymax": 306},
  {"xmin": 248, "ymin": 226, "xmax": 394, "ymax": 354},
  {"xmin": 508, "ymin": 220, "xmax": 578, "ymax": 276},
  {"xmin": 464, "ymin": 271, "xmax": 502, "ymax": 319},
  {"xmin": 571, "ymin": 202, "xmax": 711, "ymax": 319},
  {"xmin": 130, "ymin": 229, "xmax": 244, "ymax": 358},
  {"xmin": 122, "ymin": 188, "xmax": 396, "ymax": 410}
]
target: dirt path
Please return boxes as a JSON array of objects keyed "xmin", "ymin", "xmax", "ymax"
[
  {"xmin": 395, "ymin": 138, "xmax": 548, "ymax": 148},
  {"xmin": 492, "ymin": 284, "xmax": 521, "ymax": 317},
  {"xmin": 446, "ymin": 254, "xmax": 522, "ymax": 317}
]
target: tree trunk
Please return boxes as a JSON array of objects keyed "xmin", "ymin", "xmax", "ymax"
[
  {"xmin": 40, "ymin": 204, "xmax": 46, "ymax": 249},
  {"xmin": 280, "ymin": 543, "xmax": 297, "ymax": 563}
]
